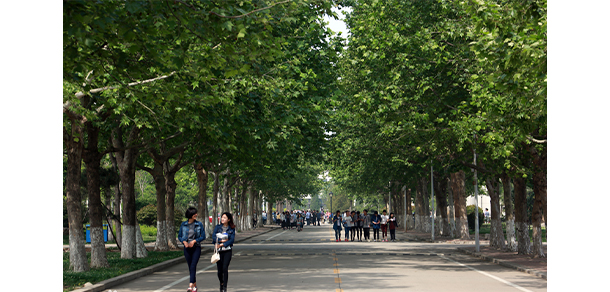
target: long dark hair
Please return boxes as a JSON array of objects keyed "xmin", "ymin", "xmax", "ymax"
[{"xmin": 221, "ymin": 212, "xmax": 236, "ymax": 229}]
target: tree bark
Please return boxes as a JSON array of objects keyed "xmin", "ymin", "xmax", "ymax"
[
  {"xmin": 530, "ymin": 144, "xmax": 547, "ymax": 258},
  {"xmin": 138, "ymin": 160, "xmax": 168, "ymax": 252},
  {"xmin": 406, "ymin": 188, "xmax": 413, "ymax": 230},
  {"xmin": 485, "ymin": 176, "xmax": 506, "ymax": 250},
  {"xmin": 451, "ymin": 171, "xmax": 469, "ymax": 239},
  {"xmin": 83, "ymin": 122, "xmax": 109, "ymax": 268},
  {"xmin": 514, "ymin": 176, "xmax": 531, "ymax": 255},
  {"xmin": 447, "ymin": 176, "xmax": 456, "ymax": 238},
  {"xmin": 195, "ymin": 163, "xmax": 211, "ymax": 239},
  {"xmin": 433, "ymin": 172, "xmax": 450, "ymax": 236},
  {"xmin": 109, "ymin": 152, "xmax": 122, "ymax": 247},
  {"xmin": 414, "ymin": 178, "xmax": 424, "ymax": 232},
  {"xmin": 165, "ymin": 164, "xmax": 178, "ymax": 249},
  {"xmin": 64, "ymin": 122, "xmax": 89, "ymax": 272},
  {"xmin": 135, "ymin": 220, "xmax": 148, "ymax": 258},
  {"xmin": 212, "ymin": 171, "xmax": 220, "ymax": 226},
  {"xmin": 111, "ymin": 126, "xmax": 140, "ymax": 259},
  {"xmin": 500, "ymin": 172, "xmax": 517, "ymax": 251}
]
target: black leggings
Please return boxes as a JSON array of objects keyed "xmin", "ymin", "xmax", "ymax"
[
  {"xmin": 217, "ymin": 249, "xmax": 233, "ymax": 289},
  {"xmin": 356, "ymin": 226, "xmax": 363, "ymax": 240},
  {"xmin": 363, "ymin": 228, "xmax": 370, "ymax": 240},
  {"xmin": 390, "ymin": 229, "xmax": 396, "ymax": 240},
  {"xmin": 373, "ymin": 228, "xmax": 380, "ymax": 240},
  {"xmin": 184, "ymin": 245, "xmax": 201, "ymax": 284}
]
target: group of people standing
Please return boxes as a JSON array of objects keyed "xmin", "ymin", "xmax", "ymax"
[
  {"xmin": 275, "ymin": 210, "xmax": 324, "ymax": 230},
  {"xmin": 178, "ymin": 207, "xmax": 236, "ymax": 292},
  {"xmin": 332, "ymin": 209, "xmax": 399, "ymax": 242}
]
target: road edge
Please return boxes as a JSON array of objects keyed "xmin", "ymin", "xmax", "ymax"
[{"xmin": 457, "ymin": 247, "xmax": 547, "ymax": 280}]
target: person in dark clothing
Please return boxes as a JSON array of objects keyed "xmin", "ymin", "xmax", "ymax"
[
  {"xmin": 371, "ymin": 211, "xmax": 381, "ymax": 242},
  {"xmin": 388, "ymin": 212, "xmax": 398, "ymax": 241},
  {"xmin": 212, "ymin": 212, "xmax": 236, "ymax": 292},
  {"xmin": 178, "ymin": 207, "xmax": 206, "ymax": 292}
]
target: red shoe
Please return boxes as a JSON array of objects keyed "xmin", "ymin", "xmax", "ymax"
[
  {"xmin": 336, "ymin": 239, "xmax": 339, "ymax": 242},
  {"xmin": 345, "ymin": 239, "xmax": 348, "ymax": 242}
]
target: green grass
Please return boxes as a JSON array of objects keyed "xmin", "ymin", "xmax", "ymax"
[
  {"xmin": 63, "ymin": 250, "xmax": 182, "ymax": 292},
  {"xmin": 469, "ymin": 223, "xmax": 546, "ymax": 242}
]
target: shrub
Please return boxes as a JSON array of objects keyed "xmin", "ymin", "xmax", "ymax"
[
  {"xmin": 139, "ymin": 224, "xmax": 157, "ymax": 237},
  {"xmin": 466, "ymin": 205, "xmax": 485, "ymax": 231},
  {"xmin": 135, "ymin": 205, "xmax": 185, "ymax": 233},
  {"xmin": 136, "ymin": 205, "xmax": 157, "ymax": 226}
]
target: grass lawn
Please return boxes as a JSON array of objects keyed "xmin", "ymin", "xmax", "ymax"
[
  {"xmin": 63, "ymin": 250, "xmax": 182, "ymax": 292},
  {"xmin": 470, "ymin": 223, "xmax": 546, "ymax": 242}
]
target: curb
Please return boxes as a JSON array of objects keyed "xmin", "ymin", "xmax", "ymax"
[
  {"xmin": 70, "ymin": 227, "xmax": 279, "ymax": 292},
  {"xmin": 457, "ymin": 247, "xmax": 547, "ymax": 280}
]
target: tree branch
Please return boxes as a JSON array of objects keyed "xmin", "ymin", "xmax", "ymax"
[{"xmin": 209, "ymin": 0, "xmax": 291, "ymax": 19}]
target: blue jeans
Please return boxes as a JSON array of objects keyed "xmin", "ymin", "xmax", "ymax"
[
  {"xmin": 335, "ymin": 229, "xmax": 341, "ymax": 240},
  {"xmin": 184, "ymin": 245, "xmax": 201, "ymax": 283},
  {"xmin": 344, "ymin": 226, "xmax": 350, "ymax": 239}
]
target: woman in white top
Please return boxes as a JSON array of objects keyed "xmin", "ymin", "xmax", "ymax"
[{"xmin": 381, "ymin": 210, "xmax": 389, "ymax": 242}]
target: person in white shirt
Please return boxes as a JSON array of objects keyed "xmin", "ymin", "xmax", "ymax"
[
  {"xmin": 381, "ymin": 210, "xmax": 389, "ymax": 242},
  {"xmin": 306, "ymin": 210, "xmax": 311, "ymax": 225},
  {"xmin": 342, "ymin": 210, "xmax": 352, "ymax": 241}
]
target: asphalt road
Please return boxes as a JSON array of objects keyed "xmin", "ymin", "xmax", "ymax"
[{"xmin": 109, "ymin": 225, "xmax": 547, "ymax": 292}]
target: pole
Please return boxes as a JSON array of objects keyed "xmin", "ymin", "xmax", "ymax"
[
  {"xmin": 474, "ymin": 134, "xmax": 480, "ymax": 252},
  {"xmin": 431, "ymin": 163, "xmax": 435, "ymax": 241}
]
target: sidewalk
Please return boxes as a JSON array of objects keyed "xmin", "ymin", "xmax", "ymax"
[{"xmin": 395, "ymin": 228, "xmax": 547, "ymax": 280}]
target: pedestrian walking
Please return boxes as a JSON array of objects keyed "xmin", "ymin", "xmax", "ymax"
[
  {"xmin": 280, "ymin": 212, "xmax": 287, "ymax": 230},
  {"xmin": 333, "ymin": 210, "xmax": 343, "ymax": 242},
  {"xmin": 306, "ymin": 210, "xmax": 311, "ymax": 226},
  {"xmin": 213, "ymin": 212, "xmax": 236, "ymax": 292},
  {"xmin": 381, "ymin": 210, "xmax": 389, "ymax": 242},
  {"xmin": 349, "ymin": 211, "xmax": 357, "ymax": 241},
  {"xmin": 342, "ymin": 210, "xmax": 352, "ymax": 242},
  {"xmin": 362, "ymin": 209, "xmax": 371, "ymax": 242},
  {"xmin": 178, "ymin": 207, "xmax": 206, "ymax": 292},
  {"xmin": 371, "ymin": 211, "xmax": 381, "ymax": 242},
  {"xmin": 388, "ymin": 212, "xmax": 397, "ymax": 241},
  {"xmin": 355, "ymin": 211, "xmax": 363, "ymax": 241},
  {"xmin": 297, "ymin": 213, "xmax": 304, "ymax": 231},
  {"xmin": 317, "ymin": 210, "xmax": 322, "ymax": 226}
]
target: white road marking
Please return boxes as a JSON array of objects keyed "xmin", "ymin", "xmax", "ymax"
[
  {"xmin": 256, "ymin": 229, "xmax": 288, "ymax": 244},
  {"xmin": 440, "ymin": 255, "xmax": 534, "ymax": 292}
]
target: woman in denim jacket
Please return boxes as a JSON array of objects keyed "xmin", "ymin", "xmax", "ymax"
[
  {"xmin": 178, "ymin": 207, "xmax": 206, "ymax": 292},
  {"xmin": 332, "ymin": 210, "xmax": 343, "ymax": 242},
  {"xmin": 212, "ymin": 212, "xmax": 236, "ymax": 292},
  {"xmin": 371, "ymin": 211, "xmax": 381, "ymax": 242}
]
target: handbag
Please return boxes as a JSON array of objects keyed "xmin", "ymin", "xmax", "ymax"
[{"xmin": 211, "ymin": 246, "xmax": 220, "ymax": 264}]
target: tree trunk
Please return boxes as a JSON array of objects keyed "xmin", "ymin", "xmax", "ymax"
[
  {"xmin": 165, "ymin": 166, "xmax": 178, "ymax": 249},
  {"xmin": 104, "ymin": 186, "xmax": 114, "ymax": 243},
  {"xmin": 406, "ymin": 188, "xmax": 413, "ymax": 230},
  {"xmin": 514, "ymin": 176, "xmax": 531, "ymax": 255},
  {"xmin": 447, "ymin": 176, "xmax": 456, "ymax": 238},
  {"xmin": 530, "ymin": 144, "xmax": 547, "ymax": 258},
  {"xmin": 485, "ymin": 176, "xmax": 506, "ymax": 250},
  {"xmin": 500, "ymin": 173, "xmax": 517, "ymax": 251},
  {"xmin": 83, "ymin": 122, "xmax": 109, "ymax": 268},
  {"xmin": 414, "ymin": 178, "xmax": 424, "ymax": 232},
  {"xmin": 195, "ymin": 163, "xmax": 211, "ymax": 239},
  {"xmin": 451, "ymin": 171, "xmax": 469, "ymax": 239},
  {"xmin": 421, "ymin": 177, "xmax": 431, "ymax": 232},
  {"xmin": 434, "ymin": 172, "xmax": 450, "ymax": 237},
  {"xmin": 109, "ymin": 152, "xmax": 122, "ymax": 247},
  {"xmin": 247, "ymin": 182, "xmax": 254, "ymax": 230},
  {"xmin": 146, "ymin": 161, "xmax": 168, "ymax": 251},
  {"xmin": 135, "ymin": 220, "xmax": 148, "ymax": 258},
  {"xmin": 212, "ymin": 171, "xmax": 220, "ymax": 226},
  {"xmin": 220, "ymin": 174, "xmax": 231, "ymax": 216},
  {"xmin": 111, "ymin": 126, "xmax": 140, "ymax": 259},
  {"xmin": 64, "ymin": 123, "xmax": 89, "ymax": 272}
]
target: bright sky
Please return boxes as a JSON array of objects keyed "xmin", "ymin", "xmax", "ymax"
[{"xmin": 323, "ymin": 7, "xmax": 350, "ymax": 40}]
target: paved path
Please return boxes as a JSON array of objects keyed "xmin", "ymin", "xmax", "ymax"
[{"xmin": 103, "ymin": 225, "xmax": 546, "ymax": 292}]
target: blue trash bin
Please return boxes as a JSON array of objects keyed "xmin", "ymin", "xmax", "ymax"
[{"xmin": 85, "ymin": 224, "xmax": 109, "ymax": 243}]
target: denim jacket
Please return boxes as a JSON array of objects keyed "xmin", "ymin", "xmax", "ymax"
[
  {"xmin": 370, "ymin": 214, "xmax": 381, "ymax": 229},
  {"xmin": 212, "ymin": 224, "xmax": 235, "ymax": 252},
  {"xmin": 332, "ymin": 215, "xmax": 342, "ymax": 231},
  {"xmin": 178, "ymin": 220, "xmax": 206, "ymax": 245}
]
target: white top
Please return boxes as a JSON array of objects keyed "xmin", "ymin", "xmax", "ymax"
[
  {"xmin": 343, "ymin": 215, "xmax": 353, "ymax": 227},
  {"xmin": 381, "ymin": 215, "xmax": 389, "ymax": 225}
]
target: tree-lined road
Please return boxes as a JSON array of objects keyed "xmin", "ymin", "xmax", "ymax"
[{"xmin": 110, "ymin": 226, "xmax": 546, "ymax": 292}]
